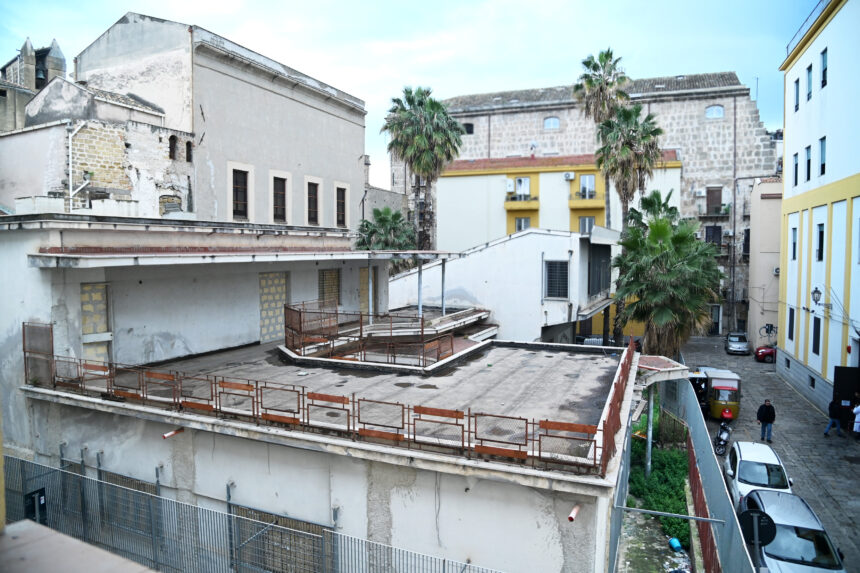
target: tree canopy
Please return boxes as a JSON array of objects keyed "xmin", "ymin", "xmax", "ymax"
[
  {"xmin": 356, "ymin": 207, "xmax": 416, "ymax": 251},
  {"xmin": 614, "ymin": 190, "xmax": 722, "ymax": 357}
]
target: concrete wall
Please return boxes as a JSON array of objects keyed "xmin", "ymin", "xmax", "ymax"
[
  {"xmin": 24, "ymin": 78, "xmax": 162, "ymax": 126},
  {"xmin": 191, "ymin": 47, "xmax": 365, "ymax": 228},
  {"xmin": 747, "ymin": 180, "xmax": 782, "ymax": 349},
  {"xmin": 390, "ymin": 230, "xmax": 585, "ymax": 341},
  {"xmin": 363, "ymin": 186, "xmax": 406, "ymax": 222},
  {"xmin": 75, "ymin": 13, "xmax": 191, "ymax": 132},
  {"xmin": 0, "ymin": 85, "xmax": 33, "ymax": 132},
  {"xmin": 0, "ymin": 123, "xmax": 67, "ymax": 210},
  {"xmin": 28, "ymin": 400, "xmax": 602, "ymax": 573}
]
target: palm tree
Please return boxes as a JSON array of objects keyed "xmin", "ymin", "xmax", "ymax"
[
  {"xmin": 574, "ymin": 48, "xmax": 630, "ymax": 230},
  {"xmin": 381, "ymin": 87, "xmax": 464, "ymax": 250},
  {"xmin": 614, "ymin": 190, "xmax": 722, "ymax": 357},
  {"xmin": 597, "ymin": 103, "xmax": 664, "ymax": 344},
  {"xmin": 356, "ymin": 207, "xmax": 416, "ymax": 251}
]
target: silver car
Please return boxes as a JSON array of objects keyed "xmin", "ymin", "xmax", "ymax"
[
  {"xmin": 725, "ymin": 332, "xmax": 750, "ymax": 355},
  {"xmin": 740, "ymin": 490, "xmax": 846, "ymax": 572}
]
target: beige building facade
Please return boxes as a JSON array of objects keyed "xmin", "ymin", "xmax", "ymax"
[{"xmin": 747, "ymin": 178, "xmax": 783, "ymax": 350}]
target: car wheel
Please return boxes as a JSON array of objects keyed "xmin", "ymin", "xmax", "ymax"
[{"xmin": 765, "ymin": 355, "xmax": 774, "ymax": 363}]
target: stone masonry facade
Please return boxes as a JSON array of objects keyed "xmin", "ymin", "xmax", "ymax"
[{"xmin": 391, "ymin": 73, "xmax": 778, "ymax": 334}]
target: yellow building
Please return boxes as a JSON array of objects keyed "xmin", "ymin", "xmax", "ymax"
[{"xmin": 776, "ymin": 0, "xmax": 860, "ymax": 410}]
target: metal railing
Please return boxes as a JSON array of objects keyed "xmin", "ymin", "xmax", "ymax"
[
  {"xmin": 22, "ymin": 324, "xmax": 636, "ymax": 476},
  {"xmin": 569, "ymin": 190, "xmax": 602, "ymax": 201},
  {"xmin": 5, "ymin": 455, "xmax": 501, "ymax": 573},
  {"xmin": 504, "ymin": 193, "xmax": 538, "ymax": 202},
  {"xmin": 786, "ymin": 0, "xmax": 831, "ymax": 56}
]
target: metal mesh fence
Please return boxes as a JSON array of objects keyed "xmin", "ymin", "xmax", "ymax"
[{"xmin": 4, "ymin": 455, "xmax": 503, "ymax": 573}]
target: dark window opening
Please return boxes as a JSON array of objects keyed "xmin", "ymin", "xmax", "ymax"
[
  {"xmin": 788, "ymin": 308, "xmax": 795, "ymax": 341},
  {"xmin": 793, "ymin": 154, "xmax": 798, "ymax": 186},
  {"xmin": 794, "ymin": 79, "xmax": 799, "ymax": 111},
  {"xmin": 169, "ymin": 135, "xmax": 178, "ymax": 160},
  {"xmin": 706, "ymin": 187, "xmax": 722, "ymax": 215},
  {"xmin": 336, "ymin": 187, "xmax": 346, "ymax": 227},
  {"xmin": 232, "ymin": 170, "xmax": 248, "ymax": 219},
  {"xmin": 545, "ymin": 261, "xmax": 569, "ymax": 298},
  {"xmin": 587, "ymin": 245, "xmax": 611, "ymax": 297},
  {"xmin": 185, "ymin": 141, "xmax": 192, "ymax": 162},
  {"xmin": 785, "ymin": 357, "xmax": 790, "ymax": 369},
  {"xmin": 805, "ymin": 146, "xmax": 811, "ymax": 181},
  {"xmin": 0, "ymin": 89, "xmax": 7, "ymax": 98},
  {"xmin": 806, "ymin": 65, "xmax": 812, "ymax": 100},
  {"xmin": 743, "ymin": 228, "xmax": 750, "ymax": 256},
  {"xmin": 273, "ymin": 177, "xmax": 286, "ymax": 222},
  {"xmin": 809, "ymin": 375, "xmax": 816, "ymax": 388},
  {"xmin": 816, "ymin": 223, "xmax": 824, "ymax": 261},
  {"xmin": 791, "ymin": 227, "xmax": 797, "ymax": 260},
  {"xmin": 307, "ymin": 182, "xmax": 319, "ymax": 225},
  {"xmin": 819, "ymin": 137, "xmax": 826, "ymax": 175},
  {"xmin": 812, "ymin": 316, "xmax": 821, "ymax": 355},
  {"xmin": 463, "ymin": 122, "xmax": 474, "ymax": 135},
  {"xmin": 705, "ymin": 225, "xmax": 722, "ymax": 245},
  {"xmin": 821, "ymin": 48, "xmax": 827, "ymax": 87}
]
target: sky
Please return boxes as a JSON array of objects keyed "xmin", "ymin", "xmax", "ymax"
[{"xmin": 1, "ymin": 0, "xmax": 818, "ymax": 188}]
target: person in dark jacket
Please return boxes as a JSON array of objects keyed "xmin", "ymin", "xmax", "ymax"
[
  {"xmin": 757, "ymin": 399, "xmax": 776, "ymax": 443},
  {"xmin": 824, "ymin": 400, "xmax": 845, "ymax": 437}
]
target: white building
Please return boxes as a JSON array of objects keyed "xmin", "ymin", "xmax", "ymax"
[{"xmin": 777, "ymin": 0, "xmax": 860, "ymax": 409}]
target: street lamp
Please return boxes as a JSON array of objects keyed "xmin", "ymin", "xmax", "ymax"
[{"xmin": 812, "ymin": 287, "xmax": 822, "ymax": 305}]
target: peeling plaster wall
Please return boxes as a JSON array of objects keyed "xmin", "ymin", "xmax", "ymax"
[
  {"xmin": 75, "ymin": 13, "xmax": 192, "ymax": 132},
  {"xmin": 0, "ymin": 124, "xmax": 67, "ymax": 209},
  {"xmin": 191, "ymin": 48, "xmax": 365, "ymax": 227},
  {"xmin": 27, "ymin": 401, "xmax": 601, "ymax": 572}
]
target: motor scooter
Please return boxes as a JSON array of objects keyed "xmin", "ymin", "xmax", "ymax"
[{"xmin": 712, "ymin": 408, "xmax": 733, "ymax": 456}]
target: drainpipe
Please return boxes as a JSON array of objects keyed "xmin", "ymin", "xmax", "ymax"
[
  {"xmin": 645, "ymin": 385, "xmax": 654, "ymax": 478},
  {"xmin": 417, "ymin": 260, "xmax": 423, "ymax": 318},
  {"xmin": 731, "ymin": 95, "xmax": 737, "ymax": 332},
  {"xmin": 441, "ymin": 259, "xmax": 446, "ymax": 316}
]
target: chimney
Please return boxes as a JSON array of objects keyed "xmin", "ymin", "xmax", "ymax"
[{"xmin": 363, "ymin": 154, "xmax": 371, "ymax": 186}]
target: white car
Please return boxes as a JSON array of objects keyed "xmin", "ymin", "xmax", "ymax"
[{"xmin": 723, "ymin": 441, "xmax": 792, "ymax": 510}]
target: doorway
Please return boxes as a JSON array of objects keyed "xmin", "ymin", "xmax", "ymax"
[
  {"xmin": 708, "ymin": 305, "xmax": 721, "ymax": 335},
  {"xmin": 24, "ymin": 488, "xmax": 47, "ymax": 525}
]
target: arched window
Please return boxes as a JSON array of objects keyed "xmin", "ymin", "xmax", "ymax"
[
  {"xmin": 168, "ymin": 135, "xmax": 178, "ymax": 160},
  {"xmin": 705, "ymin": 105, "xmax": 724, "ymax": 119},
  {"xmin": 185, "ymin": 141, "xmax": 193, "ymax": 162},
  {"xmin": 544, "ymin": 117, "xmax": 560, "ymax": 130}
]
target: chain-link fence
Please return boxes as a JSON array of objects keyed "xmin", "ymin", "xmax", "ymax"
[{"xmin": 4, "ymin": 456, "xmax": 502, "ymax": 573}]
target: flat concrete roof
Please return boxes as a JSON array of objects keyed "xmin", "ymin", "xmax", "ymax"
[{"xmin": 161, "ymin": 341, "xmax": 622, "ymax": 426}]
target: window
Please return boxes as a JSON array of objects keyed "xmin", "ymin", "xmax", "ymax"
[
  {"xmin": 706, "ymin": 186, "xmax": 722, "ymax": 215},
  {"xmin": 168, "ymin": 135, "xmax": 178, "ymax": 160},
  {"xmin": 821, "ymin": 48, "xmax": 827, "ymax": 87},
  {"xmin": 787, "ymin": 308, "xmax": 795, "ymax": 341},
  {"xmin": 0, "ymin": 89, "xmax": 7, "ymax": 98},
  {"xmin": 805, "ymin": 146, "xmax": 811, "ymax": 181},
  {"xmin": 812, "ymin": 316, "xmax": 821, "ymax": 355},
  {"xmin": 579, "ymin": 216, "xmax": 595, "ymax": 234},
  {"xmin": 791, "ymin": 227, "xmax": 797, "ymax": 260},
  {"xmin": 785, "ymin": 357, "xmax": 791, "ymax": 369},
  {"xmin": 318, "ymin": 269, "xmax": 340, "ymax": 305},
  {"xmin": 515, "ymin": 177, "xmax": 530, "ymax": 196},
  {"xmin": 705, "ymin": 105, "xmax": 724, "ymax": 119},
  {"xmin": 809, "ymin": 376, "xmax": 816, "ymax": 388},
  {"xmin": 806, "ymin": 65, "xmax": 812, "ymax": 100},
  {"xmin": 579, "ymin": 175, "xmax": 596, "ymax": 198},
  {"xmin": 819, "ymin": 137, "xmax": 826, "ymax": 175},
  {"xmin": 232, "ymin": 170, "xmax": 248, "ymax": 219},
  {"xmin": 463, "ymin": 122, "xmax": 474, "ymax": 135},
  {"xmin": 816, "ymin": 223, "xmax": 824, "ymax": 261},
  {"xmin": 336, "ymin": 187, "xmax": 346, "ymax": 227},
  {"xmin": 743, "ymin": 228, "xmax": 750, "ymax": 256},
  {"xmin": 185, "ymin": 141, "xmax": 192, "ymax": 162},
  {"xmin": 544, "ymin": 116, "xmax": 560, "ymax": 130},
  {"xmin": 307, "ymin": 182, "xmax": 319, "ymax": 225},
  {"xmin": 544, "ymin": 261, "xmax": 568, "ymax": 298},
  {"xmin": 273, "ymin": 177, "xmax": 286, "ymax": 222},
  {"xmin": 793, "ymin": 153, "xmax": 798, "ymax": 186},
  {"xmin": 515, "ymin": 217, "xmax": 530, "ymax": 232},
  {"xmin": 705, "ymin": 225, "xmax": 722, "ymax": 244},
  {"xmin": 793, "ymin": 79, "xmax": 799, "ymax": 111}
]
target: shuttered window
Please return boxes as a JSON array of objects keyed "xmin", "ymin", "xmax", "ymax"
[
  {"xmin": 545, "ymin": 261, "xmax": 568, "ymax": 299},
  {"xmin": 318, "ymin": 269, "xmax": 340, "ymax": 305}
]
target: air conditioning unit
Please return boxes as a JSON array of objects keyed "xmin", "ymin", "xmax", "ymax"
[
  {"xmin": 723, "ymin": 229, "xmax": 734, "ymax": 237},
  {"xmin": 506, "ymin": 179, "xmax": 515, "ymax": 192},
  {"xmin": 694, "ymin": 190, "xmax": 707, "ymax": 198},
  {"xmin": 694, "ymin": 231, "xmax": 702, "ymax": 239},
  {"xmin": 773, "ymin": 267, "xmax": 780, "ymax": 276},
  {"xmin": 563, "ymin": 172, "xmax": 575, "ymax": 181}
]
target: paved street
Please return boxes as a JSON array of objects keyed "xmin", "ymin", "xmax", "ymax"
[{"xmin": 682, "ymin": 336, "xmax": 860, "ymax": 571}]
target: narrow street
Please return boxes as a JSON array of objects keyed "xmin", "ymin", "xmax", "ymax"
[{"xmin": 682, "ymin": 336, "xmax": 860, "ymax": 570}]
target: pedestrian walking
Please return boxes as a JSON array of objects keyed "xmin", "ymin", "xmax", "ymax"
[
  {"xmin": 853, "ymin": 402, "xmax": 860, "ymax": 441},
  {"xmin": 757, "ymin": 399, "xmax": 776, "ymax": 443},
  {"xmin": 824, "ymin": 400, "xmax": 845, "ymax": 437}
]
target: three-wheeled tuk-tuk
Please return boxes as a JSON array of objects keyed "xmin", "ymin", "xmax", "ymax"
[{"xmin": 704, "ymin": 369, "xmax": 741, "ymax": 420}]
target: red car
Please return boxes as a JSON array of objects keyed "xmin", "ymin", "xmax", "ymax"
[{"xmin": 754, "ymin": 345, "xmax": 776, "ymax": 363}]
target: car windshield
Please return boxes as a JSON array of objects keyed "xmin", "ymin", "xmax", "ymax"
[
  {"xmin": 716, "ymin": 389, "xmax": 738, "ymax": 402},
  {"xmin": 738, "ymin": 461, "xmax": 789, "ymax": 488},
  {"xmin": 729, "ymin": 335, "xmax": 746, "ymax": 343},
  {"xmin": 764, "ymin": 524, "xmax": 842, "ymax": 569}
]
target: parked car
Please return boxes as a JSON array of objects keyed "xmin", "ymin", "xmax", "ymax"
[
  {"xmin": 739, "ymin": 490, "xmax": 846, "ymax": 571},
  {"xmin": 723, "ymin": 441, "xmax": 792, "ymax": 510},
  {"xmin": 725, "ymin": 332, "xmax": 750, "ymax": 355},
  {"xmin": 755, "ymin": 344, "xmax": 777, "ymax": 363}
]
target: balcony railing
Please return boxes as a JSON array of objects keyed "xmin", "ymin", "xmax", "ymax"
[
  {"xmin": 569, "ymin": 189, "xmax": 603, "ymax": 200},
  {"xmin": 505, "ymin": 193, "xmax": 538, "ymax": 202}
]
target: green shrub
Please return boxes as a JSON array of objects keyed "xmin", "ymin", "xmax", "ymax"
[{"xmin": 627, "ymin": 446, "xmax": 690, "ymax": 548}]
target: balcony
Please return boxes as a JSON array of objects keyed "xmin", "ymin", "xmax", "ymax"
[
  {"xmin": 568, "ymin": 190, "xmax": 605, "ymax": 209},
  {"xmin": 698, "ymin": 203, "xmax": 731, "ymax": 220},
  {"xmin": 504, "ymin": 193, "xmax": 540, "ymax": 210}
]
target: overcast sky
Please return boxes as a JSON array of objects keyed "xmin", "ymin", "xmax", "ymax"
[{"xmin": 1, "ymin": 0, "xmax": 817, "ymax": 188}]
